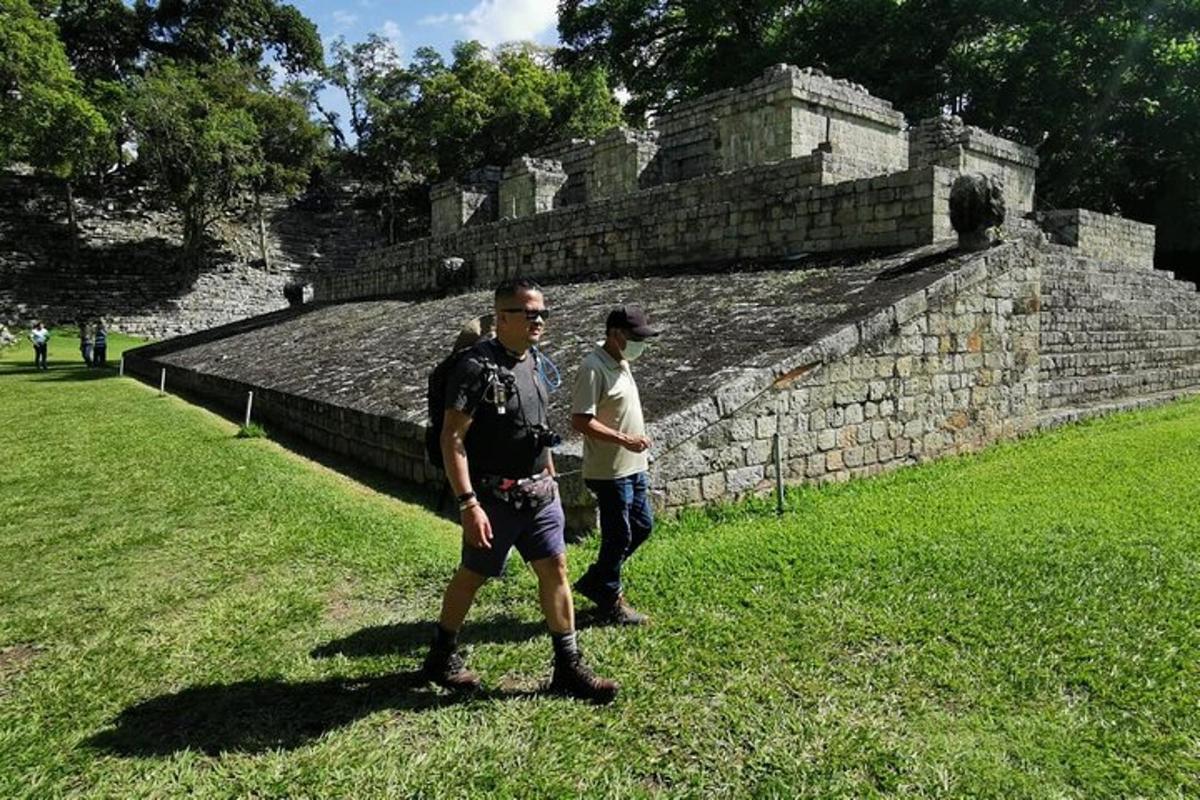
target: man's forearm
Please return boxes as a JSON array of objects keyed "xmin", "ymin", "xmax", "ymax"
[
  {"xmin": 441, "ymin": 432, "xmax": 473, "ymax": 497},
  {"xmin": 573, "ymin": 414, "xmax": 630, "ymax": 446}
]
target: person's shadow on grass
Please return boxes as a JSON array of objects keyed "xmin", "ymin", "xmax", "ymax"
[
  {"xmin": 89, "ymin": 615, "xmax": 552, "ymax": 757},
  {"xmin": 310, "ymin": 614, "xmax": 545, "ymax": 660},
  {"xmin": 87, "ymin": 670, "xmax": 541, "ymax": 756}
]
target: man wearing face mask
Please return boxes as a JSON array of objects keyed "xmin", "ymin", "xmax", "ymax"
[{"xmin": 570, "ymin": 305, "xmax": 659, "ymax": 625}]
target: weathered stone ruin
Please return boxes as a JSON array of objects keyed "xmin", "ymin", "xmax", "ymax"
[
  {"xmin": 0, "ymin": 169, "xmax": 382, "ymax": 339},
  {"xmin": 122, "ymin": 65, "xmax": 1200, "ymax": 527}
]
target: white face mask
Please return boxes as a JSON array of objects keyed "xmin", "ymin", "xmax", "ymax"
[{"xmin": 622, "ymin": 339, "xmax": 647, "ymax": 361}]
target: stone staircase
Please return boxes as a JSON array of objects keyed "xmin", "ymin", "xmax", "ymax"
[{"xmin": 1039, "ymin": 257, "xmax": 1200, "ymax": 422}]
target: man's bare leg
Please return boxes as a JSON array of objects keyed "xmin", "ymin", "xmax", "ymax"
[
  {"xmin": 530, "ymin": 554, "xmax": 617, "ymax": 703},
  {"xmin": 438, "ymin": 566, "xmax": 489, "ymax": 632},
  {"xmin": 529, "ymin": 554, "xmax": 574, "ymax": 634},
  {"xmin": 423, "ymin": 566, "xmax": 489, "ymax": 690}
]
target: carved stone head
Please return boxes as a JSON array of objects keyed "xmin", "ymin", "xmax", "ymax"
[{"xmin": 950, "ymin": 173, "xmax": 1006, "ymax": 252}]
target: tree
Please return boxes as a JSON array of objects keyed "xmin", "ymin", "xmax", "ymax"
[
  {"xmin": 242, "ymin": 86, "xmax": 328, "ymax": 268},
  {"xmin": 129, "ymin": 59, "xmax": 325, "ymax": 261},
  {"xmin": 1, "ymin": 0, "xmax": 111, "ymax": 240},
  {"xmin": 52, "ymin": 0, "xmax": 142, "ymax": 84},
  {"xmin": 325, "ymin": 39, "xmax": 622, "ymax": 242},
  {"xmin": 135, "ymin": 0, "xmax": 324, "ymax": 75}
]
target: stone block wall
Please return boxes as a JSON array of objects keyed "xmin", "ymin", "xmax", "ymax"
[
  {"xmin": 1038, "ymin": 252, "xmax": 1200, "ymax": 413},
  {"xmin": 656, "ymin": 64, "xmax": 907, "ymax": 183},
  {"xmin": 910, "ymin": 117, "xmax": 1039, "ymax": 215},
  {"xmin": 529, "ymin": 139, "xmax": 594, "ymax": 208},
  {"xmin": 430, "ymin": 167, "xmax": 501, "ymax": 236},
  {"xmin": 1039, "ymin": 209, "xmax": 1156, "ymax": 269},
  {"xmin": 123, "ymin": 350, "xmax": 443, "ymax": 486},
  {"xmin": 0, "ymin": 170, "xmax": 380, "ymax": 338},
  {"xmin": 651, "ymin": 245, "xmax": 1043, "ymax": 506},
  {"xmin": 317, "ymin": 159, "xmax": 956, "ymax": 301},
  {"xmin": 586, "ymin": 129, "xmax": 661, "ymax": 201},
  {"xmin": 499, "ymin": 158, "xmax": 569, "ymax": 220}
]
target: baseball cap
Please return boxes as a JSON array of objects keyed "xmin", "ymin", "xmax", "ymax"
[{"xmin": 606, "ymin": 304, "xmax": 660, "ymax": 338}]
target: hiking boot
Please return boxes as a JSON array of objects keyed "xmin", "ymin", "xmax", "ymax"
[
  {"xmin": 600, "ymin": 595, "xmax": 648, "ymax": 626},
  {"xmin": 549, "ymin": 654, "xmax": 619, "ymax": 704},
  {"xmin": 421, "ymin": 647, "xmax": 481, "ymax": 691}
]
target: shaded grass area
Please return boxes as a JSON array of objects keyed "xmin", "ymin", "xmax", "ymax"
[{"xmin": 1, "ymin": 342, "xmax": 1198, "ymax": 797}]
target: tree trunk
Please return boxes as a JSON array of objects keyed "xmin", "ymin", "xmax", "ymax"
[
  {"xmin": 65, "ymin": 180, "xmax": 78, "ymax": 257},
  {"xmin": 386, "ymin": 193, "xmax": 396, "ymax": 245},
  {"xmin": 183, "ymin": 208, "xmax": 206, "ymax": 266}
]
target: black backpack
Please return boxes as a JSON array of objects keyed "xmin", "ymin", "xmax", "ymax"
[{"xmin": 425, "ymin": 341, "xmax": 496, "ymax": 469}]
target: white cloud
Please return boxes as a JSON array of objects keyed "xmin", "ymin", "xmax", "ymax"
[
  {"xmin": 419, "ymin": 0, "xmax": 558, "ymax": 47},
  {"xmin": 381, "ymin": 20, "xmax": 405, "ymax": 59},
  {"xmin": 331, "ymin": 9, "xmax": 359, "ymax": 28}
]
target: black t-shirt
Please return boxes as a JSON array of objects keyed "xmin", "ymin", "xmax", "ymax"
[{"xmin": 444, "ymin": 338, "xmax": 551, "ymax": 478}]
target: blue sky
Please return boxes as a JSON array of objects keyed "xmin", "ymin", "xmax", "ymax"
[{"xmin": 288, "ymin": 0, "xmax": 562, "ymax": 137}]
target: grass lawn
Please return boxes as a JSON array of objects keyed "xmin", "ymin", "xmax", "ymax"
[{"xmin": 1, "ymin": 334, "xmax": 1199, "ymax": 798}]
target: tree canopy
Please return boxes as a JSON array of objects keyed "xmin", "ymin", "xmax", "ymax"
[
  {"xmin": 128, "ymin": 59, "xmax": 326, "ymax": 257},
  {"xmin": 325, "ymin": 38, "xmax": 623, "ymax": 240},
  {"xmin": 1, "ymin": 0, "xmax": 110, "ymax": 188}
]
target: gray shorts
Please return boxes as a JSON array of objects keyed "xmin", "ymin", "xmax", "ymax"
[{"xmin": 460, "ymin": 493, "xmax": 566, "ymax": 578}]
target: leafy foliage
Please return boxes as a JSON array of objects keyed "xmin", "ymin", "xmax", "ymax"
[
  {"xmin": 325, "ymin": 39, "xmax": 622, "ymax": 241},
  {"xmin": 0, "ymin": 0, "xmax": 110, "ymax": 177},
  {"xmin": 128, "ymin": 59, "xmax": 326, "ymax": 256}
]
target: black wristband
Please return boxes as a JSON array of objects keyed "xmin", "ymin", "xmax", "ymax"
[{"xmin": 456, "ymin": 491, "xmax": 476, "ymax": 503}]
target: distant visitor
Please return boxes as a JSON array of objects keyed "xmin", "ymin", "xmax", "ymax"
[{"xmin": 29, "ymin": 322, "xmax": 49, "ymax": 371}]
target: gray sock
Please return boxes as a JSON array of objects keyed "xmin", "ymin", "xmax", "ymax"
[{"xmin": 551, "ymin": 630, "xmax": 578, "ymax": 661}]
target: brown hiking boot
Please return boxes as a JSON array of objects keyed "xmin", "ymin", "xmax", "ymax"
[
  {"xmin": 421, "ymin": 647, "xmax": 481, "ymax": 691},
  {"xmin": 600, "ymin": 595, "xmax": 648, "ymax": 626},
  {"xmin": 549, "ymin": 654, "xmax": 619, "ymax": 704}
]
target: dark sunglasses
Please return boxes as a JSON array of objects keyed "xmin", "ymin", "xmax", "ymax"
[{"xmin": 501, "ymin": 307, "xmax": 551, "ymax": 321}]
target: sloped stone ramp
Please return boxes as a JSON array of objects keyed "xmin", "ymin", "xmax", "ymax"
[{"xmin": 124, "ymin": 236, "xmax": 1200, "ymax": 527}]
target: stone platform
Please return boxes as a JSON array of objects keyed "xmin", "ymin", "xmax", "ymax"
[{"xmin": 122, "ymin": 235, "xmax": 1200, "ymax": 528}]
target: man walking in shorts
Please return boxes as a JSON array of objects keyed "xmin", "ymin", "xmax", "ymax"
[{"xmin": 421, "ymin": 278, "xmax": 618, "ymax": 703}]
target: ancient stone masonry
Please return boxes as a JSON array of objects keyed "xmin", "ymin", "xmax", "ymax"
[
  {"xmin": 319, "ymin": 158, "xmax": 957, "ymax": 300},
  {"xmin": 123, "ymin": 64, "xmax": 1200, "ymax": 527},
  {"xmin": 1039, "ymin": 250, "xmax": 1200, "ymax": 422},
  {"xmin": 318, "ymin": 65, "xmax": 1040, "ymax": 303},
  {"xmin": 499, "ymin": 158, "xmax": 569, "ymax": 220},
  {"xmin": 909, "ymin": 116, "xmax": 1038, "ymax": 215},
  {"xmin": 1038, "ymin": 209, "xmax": 1156, "ymax": 270},
  {"xmin": 0, "ymin": 170, "xmax": 384, "ymax": 337},
  {"xmin": 649, "ymin": 243, "xmax": 1046, "ymax": 505},
  {"xmin": 586, "ymin": 128, "xmax": 661, "ymax": 201},
  {"xmin": 430, "ymin": 167, "xmax": 501, "ymax": 237}
]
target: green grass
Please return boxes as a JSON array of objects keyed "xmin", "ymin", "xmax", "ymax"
[{"xmin": 1, "ymin": 335, "xmax": 1199, "ymax": 798}]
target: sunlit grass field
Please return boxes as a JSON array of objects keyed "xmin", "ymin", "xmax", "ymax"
[{"xmin": 1, "ymin": 333, "xmax": 1198, "ymax": 798}]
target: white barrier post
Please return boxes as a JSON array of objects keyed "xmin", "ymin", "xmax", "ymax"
[
  {"xmin": 118, "ymin": 356, "xmax": 124, "ymax": 377},
  {"xmin": 773, "ymin": 431, "xmax": 784, "ymax": 515},
  {"xmin": 159, "ymin": 367, "xmax": 166, "ymax": 396},
  {"xmin": 244, "ymin": 391, "xmax": 254, "ymax": 428}
]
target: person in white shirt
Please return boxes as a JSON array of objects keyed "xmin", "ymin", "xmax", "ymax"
[
  {"xmin": 570, "ymin": 305, "xmax": 659, "ymax": 625},
  {"xmin": 29, "ymin": 322, "xmax": 50, "ymax": 371}
]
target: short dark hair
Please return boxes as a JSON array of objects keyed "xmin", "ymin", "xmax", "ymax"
[{"xmin": 494, "ymin": 277, "xmax": 542, "ymax": 306}]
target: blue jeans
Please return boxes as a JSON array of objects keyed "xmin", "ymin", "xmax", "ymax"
[{"xmin": 580, "ymin": 472, "xmax": 654, "ymax": 604}]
